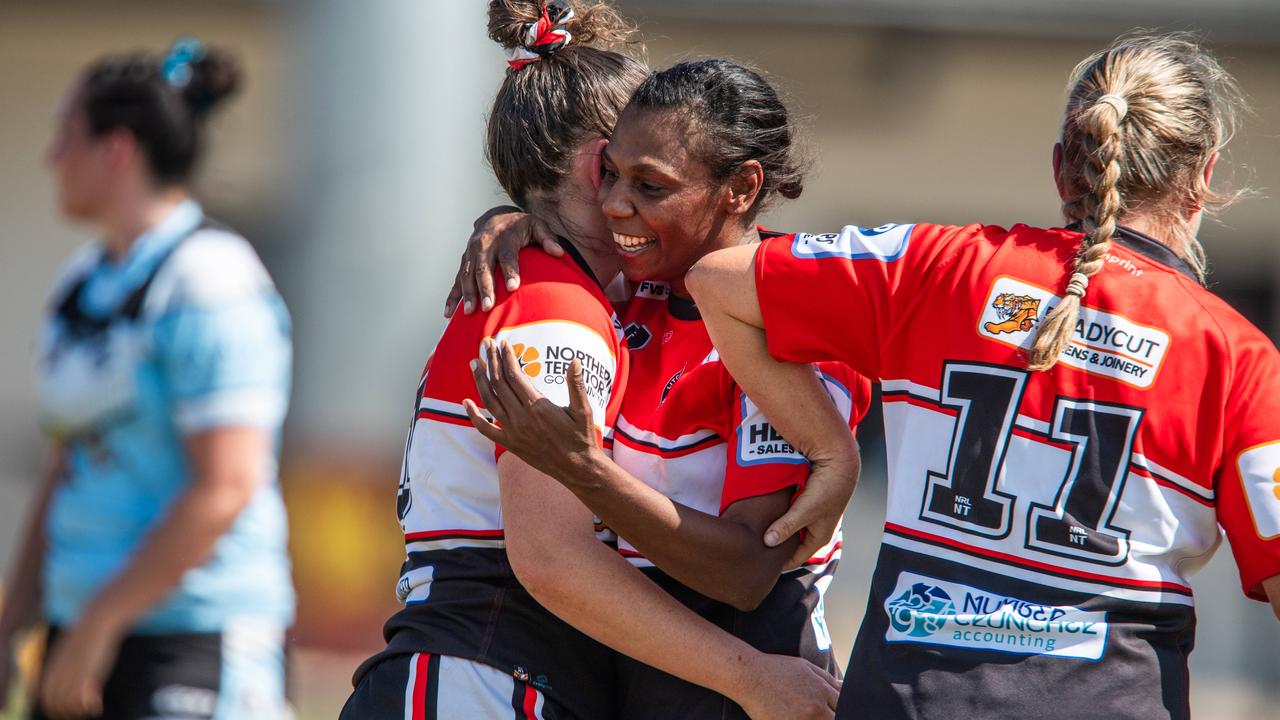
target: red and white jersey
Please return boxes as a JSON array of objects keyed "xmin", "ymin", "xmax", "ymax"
[
  {"xmin": 612, "ymin": 278, "xmax": 870, "ymax": 568},
  {"xmin": 371, "ymin": 243, "xmax": 626, "ymax": 711},
  {"xmin": 755, "ymin": 222, "xmax": 1280, "ymax": 719},
  {"xmin": 611, "ymin": 272, "xmax": 871, "ymax": 675}
]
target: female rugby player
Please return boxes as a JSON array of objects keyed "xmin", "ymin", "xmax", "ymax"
[
  {"xmin": 0, "ymin": 40, "xmax": 294, "ymax": 719},
  {"xmin": 459, "ymin": 59, "xmax": 868, "ymax": 719},
  {"xmin": 689, "ymin": 32, "xmax": 1280, "ymax": 720},
  {"xmin": 342, "ymin": 4, "xmax": 838, "ymax": 718}
]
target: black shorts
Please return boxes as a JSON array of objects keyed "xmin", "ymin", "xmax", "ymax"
[
  {"xmin": 342, "ymin": 652, "xmax": 571, "ymax": 719},
  {"xmin": 32, "ymin": 623, "xmax": 288, "ymax": 720}
]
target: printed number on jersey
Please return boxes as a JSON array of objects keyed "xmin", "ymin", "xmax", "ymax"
[{"xmin": 920, "ymin": 361, "xmax": 1142, "ymax": 566}]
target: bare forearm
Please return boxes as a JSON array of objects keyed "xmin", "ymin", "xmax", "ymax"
[
  {"xmin": 0, "ymin": 458, "xmax": 60, "ymax": 635},
  {"xmin": 704, "ymin": 306, "xmax": 855, "ymax": 471},
  {"xmin": 527, "ymin": 536, "xmax": 760, "ymax": 701},
  {"xmin": 690, "ymin": 247, "xmax": 856, "ymax": 469},
  {"xmin": 567, "ymin": 453, "xmax": 788, "ymax": 608},
  {"xmin": 83, "ymin": 480, "xmax": 253, "ymax": 629}
]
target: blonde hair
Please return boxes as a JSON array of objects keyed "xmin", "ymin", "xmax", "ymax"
[{"xmin": 1028, "ymin": 32, "xmax": 1247, "ymax": 371}]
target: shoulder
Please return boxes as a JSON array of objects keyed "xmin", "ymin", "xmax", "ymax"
[{"xmin": 147, "ymin": 224, "xmax": 277, "ymax": 312}]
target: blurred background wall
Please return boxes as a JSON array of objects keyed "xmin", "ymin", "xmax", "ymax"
[{"xmin": 1, "ymin": 1, "xmax": 1277, "ymax": 717}]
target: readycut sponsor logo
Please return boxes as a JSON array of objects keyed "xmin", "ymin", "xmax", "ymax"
[
  {"xmin": 883, "ymin": 571, "xmax": 1108, "ymax": 661},
  {"xmin": 977, "ymin": 276, "xmax": 1170, "ymax": 389}
]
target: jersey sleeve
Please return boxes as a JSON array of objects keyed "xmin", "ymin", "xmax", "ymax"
[
  {"xmin": 479, "ymin": 276, "xmax": 624, "ymax": 457},
  {"xmin": 720, "ymin": 362, "xmax": 869, "ymax": 513},
  {"xmin": 151, "ymin": 244, "xmax": 292, "ymax": 434},
  {"xmin": 1216, "ymin": 330, "xmax": 1280, "ymax": 601},
  {"xmin": 754, "ymin": 223, "xmax": 967, "ymax": 378}
]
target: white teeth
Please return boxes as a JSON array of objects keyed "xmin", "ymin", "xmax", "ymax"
[{"xmin": 613, "ymin": 232, "xmax": 657, "ymax": 254}]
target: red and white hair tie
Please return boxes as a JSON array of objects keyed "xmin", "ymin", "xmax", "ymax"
[{"xmin": 505, "ymin": 1, "xmax": 575, "ymax": 71}]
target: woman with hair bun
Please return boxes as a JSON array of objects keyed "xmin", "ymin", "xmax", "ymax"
[
  {"xmin": 0, "ymin": 39, "xmax": 294, "ymax": 719},
  {"xmin": 343, "ymin": 3, "xmax": 840, "ymax": 718},
  {"xmin": 689, "ymin": 32, "xmax": 1280, "ymax": 719}
]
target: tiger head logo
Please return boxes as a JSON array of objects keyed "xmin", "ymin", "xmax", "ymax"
[{"xmin": 984, "ymin": 293, "xmax": 1041, "ymax": 334}]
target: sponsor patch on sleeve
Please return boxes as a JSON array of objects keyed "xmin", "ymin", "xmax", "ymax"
[
  {"xmin": 791, "ymin": 224, "xmax": 914, "ymax": 261},
  {"xmin": 884, "ymin": 571, "xmax": 1108, "ymax": 661},
  {"xmin": 976, "ymin": 276, "xmax": 1170, "ymax": 389},
  {"xmin": 736, "ymin": 370, "xmax": 855, "ymax": 466},
  {"xmin": 488, "ymin": 321, "xmax": 616, "ymax": 430},
  {"xmin": 1236, "ymin": 441, "xmax": 1280, "ymax": 540}
]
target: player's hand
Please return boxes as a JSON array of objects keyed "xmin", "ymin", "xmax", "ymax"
[
  {"xmin": 735, "ymin": 654, "xmax": 840, "ymax": 720},
  {"xmin": 0, "ymin": 640, "xmax": 17, "ymax": 713},
  {"xmin": 443, "ymin": 207, "xmax": 561, "ymax": 317},
  {"xmin": 37, "ymin": 611, "xmax": 125, "ymax": 719},
  {"xmin": 767, "ymin": 452, "xmax": 860, "ymax": 569},
  {"xmin": 464, "ymin": 339, "xmax": 602, "ymax": 483}
]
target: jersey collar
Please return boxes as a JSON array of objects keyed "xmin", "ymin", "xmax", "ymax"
[
  {"xmin": 556, "ymin": 235, "xmax": 605, "ymax": 291},
  {"xmin": 667, "ymin": 292, "xmax": 701, "ymax": 321},
  {"xmin": 1065, "ymin": 223, "xmax": 1199, "ymax": 282}
]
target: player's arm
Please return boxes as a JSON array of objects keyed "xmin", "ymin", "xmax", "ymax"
[
  {"xmin": 1215, "ymin": 332, "xmax": 1280, "ymax": 621},
  {"xmin": 0, "ymin": 444, "xmax": 64, "ymax": 711},
  {"xmin": 469, "ymin": 340, "xmax": 802, "ymax": 610},
  {"xmin": 39, "ymin": 427, "xmax": 272, "ymax": 718},
  {"xmin": 40, "ymin": 284, "xmax": 290, "ymax": 718},
  {"xmin": 496, "ymin": 454, "xmax": 838, "ymax": 719},
  {"xmin": 686, "ymin": 243, "xmax": 859, "ymax": 558}
]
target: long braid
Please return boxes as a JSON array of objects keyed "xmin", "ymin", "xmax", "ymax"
[{"xmin": 1027, "ymin": 91, "xmax": 1127, "ymax": 370}]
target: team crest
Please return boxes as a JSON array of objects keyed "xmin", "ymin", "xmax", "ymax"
[{"xmin": 983, "ymin": 293, "xmax": 1041, "ymax": 334}]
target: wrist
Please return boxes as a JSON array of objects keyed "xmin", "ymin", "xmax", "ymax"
[
  {"xmin": 560, "ymin": 444, "xmax": 611, "ymax": 491},
  {"xmin": 79, "ymin": 593, "xmax": 135, "ymax": 640},
  {"xmin": 713, "ymin": 646, "xmax": 764, "ymax": 701}
]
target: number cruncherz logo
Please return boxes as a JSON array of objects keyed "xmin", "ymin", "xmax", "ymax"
[
  {"xmin": 983, "ymin": 294, "xmax": 1041, "ymax": 335},
  {"xmin": 884, "ymin": 572, "xmax": 1109, "ymax": 660},
  {"xmin": 887, "ymin": 582, "xmax": 956, "ymax": 637}
]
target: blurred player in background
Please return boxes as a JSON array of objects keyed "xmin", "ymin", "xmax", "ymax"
[
  {"xmin": 341, "ymin": 3, "xmax": 839, "ymax": 719},
  {"xmin": 459, "ymin": 58, "xmax": 869, "ymax": 719},
  {"xmin": 0, "ymin": 39, "xmax": 294, "ymax": 720},
  {"xmin": 688, "ymin": 32, "xmax": 1280, "ymax": 720}
]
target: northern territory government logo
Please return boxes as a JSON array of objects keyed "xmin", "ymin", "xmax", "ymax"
[
  {"xmin": 976, "ymin": 275, "xmax": 1170, "ymax": 389},
  {"xmin": 883, "ymin": 572, "xmax": 1108, "ymax": 661}
]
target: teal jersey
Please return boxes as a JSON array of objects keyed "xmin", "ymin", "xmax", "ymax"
[{"xmin": 37, "ymin": 200, "xmax": 294, "ymax": 633}]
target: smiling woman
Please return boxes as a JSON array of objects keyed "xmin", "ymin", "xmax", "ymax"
[
  {"xmin": 448, "ymin": 56, "xmax": 869, "ymax": 719},
  {"xmin": 600, "ymin": 59, "xmax": 806, "ymax": 294}
]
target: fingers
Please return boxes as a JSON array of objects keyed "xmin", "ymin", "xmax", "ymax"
[
  {"xmin": 785, "ymin": 531, "xmax": 826, "ymax": 571},
  {"xmin": 444, "ymin": 249, "xmax": 473, "ymax": 318},
  {"xmin": 463, "ymin": 399, "xmax": 507, "ymax": 446},
  {"xmin": 486, "ymin": 341, "xmax": 525, "ymax": 415},
  {"xmin": 763, "ymin": 501, "xmax": 807, "ymax": 548},
  {"xmin": 532, "ymin": 217, "xmax": 563, "ymax": 257},
  {"xmin": 567, "ymin": 359, "xmax": 595, "ymax": 428},
  {"xmin": 497, "ymin": 341, "xmax": 543, "ymax": 406},
  {"xmin": 469, "ymin": 356, "xmax": 508, "ymax": 422},
  {"xmin": 458, "ymin": 255, "xmax": 479, "ymax": 315},
  {"xmin": 497, "ymin": 242, "xmax": 522, "ymax": 293},
  {"xmin": 474, "ymin": 257, "xmax": 496, "ymax": 313}
]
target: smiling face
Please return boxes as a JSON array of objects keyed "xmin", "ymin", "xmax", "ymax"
[{"xmin": 598, "ymin": 106, "xmax": 740, "ymax": 292}]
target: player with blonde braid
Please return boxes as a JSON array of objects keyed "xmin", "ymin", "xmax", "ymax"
[
  {"xmin": 688, "ymin": 32, "xmax": 1280, "ymax": 719},
  {"xmin": 1028, "ymin": 89, "xmax": 1127, "ymax": 368}
]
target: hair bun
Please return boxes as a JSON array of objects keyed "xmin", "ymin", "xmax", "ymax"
[
  {"xmin": 162, "ymin": 39, "xmax": 241, "ymax": 117},
  {"xmin": 488, "ymin": 1, "xmax": 635, "ymax": 54}
]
